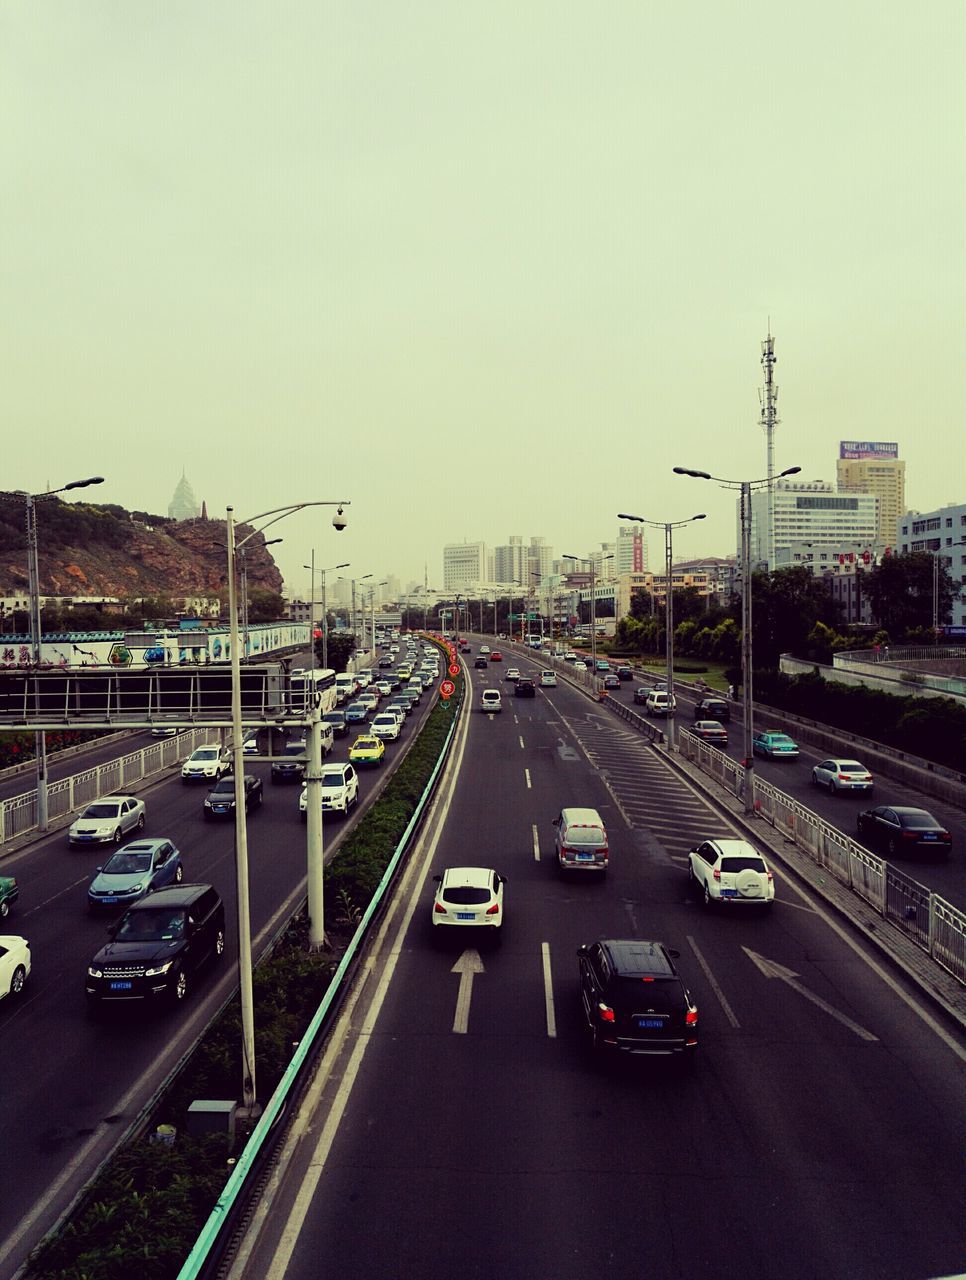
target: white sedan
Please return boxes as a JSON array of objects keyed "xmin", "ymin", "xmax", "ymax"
[
  {"xmin": 431, "ymin": 867, "xmax": 506, "ymax": 935},
  {"xmin": 370, "ymin": 713, "xmax": 402, "ymax": 741},
  {"xmin": 811, "ymin": 758, "xmax": 874, "ymax": 794},
  {"xmin": 688, "ymin": 839, "xmax": 774, "ymax": 907},
  {"xmin": 0, "ymin": 935, "xmax": 30, "ymax": 1000},
  {"xmin": 68, "ymin": 795, "xmax": 146, "ymax": 847}
]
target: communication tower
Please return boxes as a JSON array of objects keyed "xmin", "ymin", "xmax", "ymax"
[{"xmin": 758, "ymin": 329, "xmax": 780, "ymax": 568}]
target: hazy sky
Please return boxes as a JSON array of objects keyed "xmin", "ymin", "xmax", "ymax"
[{"xmin": 2, "ymin": 2, "xmax": 963, "ymax": 598}]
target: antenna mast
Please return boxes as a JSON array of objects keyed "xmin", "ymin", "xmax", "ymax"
[{"xmin": 758, "ymin": 328, "xmax": 780, "ymax": 568}]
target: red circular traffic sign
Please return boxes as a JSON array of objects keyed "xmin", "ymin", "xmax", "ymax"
[
  {"xmin": 440, "ymin": 679, "xmax": 455, "ymax": 698},
  {"xmin": 448, "ymin": 663, "xmax": 460, "ymax": 676}
]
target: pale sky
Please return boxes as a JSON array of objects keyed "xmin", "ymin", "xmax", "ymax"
[{"xmin": 2, "ymin": 1, "xmax": 963, "ymax": 598}]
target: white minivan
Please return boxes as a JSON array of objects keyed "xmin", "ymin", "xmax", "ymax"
[
  {"xmin": 552, "ymin": 807, "xmax": 609, "ymax": 873},
  {"xmin": 481, "ymin": 689, "xmax": 502, "ymax": 714},
  {"xmin": 645, "ymin": 690, "xmax": 676, "ymax": 717}
]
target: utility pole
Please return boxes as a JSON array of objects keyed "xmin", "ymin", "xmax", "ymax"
[{"xmin": 759, "ymin": 329, "xmax": 780, "ymax": 571}]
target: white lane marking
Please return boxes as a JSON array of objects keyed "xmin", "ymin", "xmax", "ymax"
[
  {"xmin": 451, "ymin": 949, "xmax": 485, "ymax": 1034},
  {"xmin": 542, "ymin": 942, "xmax": 557, "ymax": 1038},
  {"xmin": 22, "ymin": 873, "xmax": 91, "ymax": 915},
  {"xmin": 532, "ymin": 824, "xmax": 540, "ymax": 861},
  {"xmin": 743, "ymin": 948, "xmax": 879, "ymax": 1042},
  {"xmin": 519, "ymin": 735, "xmax": 525, "ymax": 749},
  {"xmin": 687, "ymin": 934, "xmax": 741, "ymax": 1029},
  {"xmin": 524, "ymin": 768, "xmax": 532, "ymax": 790}
]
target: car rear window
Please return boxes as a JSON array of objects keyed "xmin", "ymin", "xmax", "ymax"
[
  {"xmin": 442, "ymin": 887, "xmax": 491, "ymax": 905},
  {"xmin": 720, "ymin": 856, "xmax": 768, "ymax": 873},
  {"xmin": 902, "ymin": 812, "xmax": 937, "ymax": 828},
  {"xmin": 566, "ymin": 827, "xmax": 606, "ymax": 846}
]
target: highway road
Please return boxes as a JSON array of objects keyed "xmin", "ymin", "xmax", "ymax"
[
  {"xmin": 0, "ymin": 657, "xmax": 437, "ymax": 1278},
  {"xmin": 236, "ymin": 656, "xmax": 966, "ymax": 1280}
]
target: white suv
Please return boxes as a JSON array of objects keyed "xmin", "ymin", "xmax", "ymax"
[
  {"xmin": 687, "ymin": 839, "xmax": 774, "ymax": 908},
  {"xmin": 181, "ymin": 745, "xmax": 232, "ymax": 784},
  {"xmin": 299, "ymin": 762, "xmax": 359, "ymax": 820}
]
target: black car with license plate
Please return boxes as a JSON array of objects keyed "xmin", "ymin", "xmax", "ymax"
[
  {"xmin": 203, "ymin": 774, "xmax": 263, "ymax": 818},
  {"xmin": 86, "ymin": 884, "xmax": 225, "ymax": 1007},
  {"xmin": 577, "ymin": 939, "xmax": 698, "ymax": 1064},
  {"xmin": 474, "ymin": 656, "xmax": 488, "ymax": 669},
  {"xmin": 323, "ymin": 710, "xmax": 349, "ymax": 739},
  {"xmin": 694, "ymin": 696, "xmax": 730, "ymax": 723},
  {"xmin": 271, "ymin": 742, "xmax": 308, "ymax": 783},
  {"xmin": 515, "ymin": 677, "xmax": 536, "ymax": 697},
  {"xmin": 856, "ymin": 805, "xmax": 952, "ymax": 859}
]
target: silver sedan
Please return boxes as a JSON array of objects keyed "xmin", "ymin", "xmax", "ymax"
[{"xmin": 811, "ymin": 759, "xmax": 874, "ymax": 795}]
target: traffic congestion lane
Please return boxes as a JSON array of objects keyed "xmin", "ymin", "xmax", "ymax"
[
  {"xmin": 0, "ymin": 673, "xmax": 434, "ymax": 1267},
  {"xmin": 245, "ymin": 663, "xmax": 966, "ymax": 1280}
]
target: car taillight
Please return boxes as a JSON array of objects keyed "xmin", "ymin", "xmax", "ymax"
[
  {"xmin": 485, "ymin": 902, "xmax": 500, "ymax": 915},
  {"xmin": 434, "ymin": 903, "xmax": 447, "ymax": 914},
  {"xmin": 901, "ymin": 830, "xmax": 919, "ymax": 840},
  {"xmin": 766, "ymin": 870, "xmax": 773, "ymax": 881},
  {"xmin": 597, "ymin": 1003, "xmax": 615, "ymax": 1023},
  {"xmin": 685, "ymin": 1007, "xmax": 698, "ymax": 1026},
  {"xmin": 713, "ymin": 868, "xmax": 721, "ymax": 880}
]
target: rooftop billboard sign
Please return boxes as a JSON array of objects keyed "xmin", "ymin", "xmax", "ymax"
[{"xmin": 839, "ymin": 441, "xmax": 899, "ymax": 459}]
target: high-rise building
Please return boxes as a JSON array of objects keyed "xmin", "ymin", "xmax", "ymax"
[
  {"xmin": 442, "ymin": 541, "xmax": 487, "ymax": 592},
  {"xmin": 748, "ymin": 480, "xmax": 878, "ymax": 569},
  {"xmin": 528, "ymin": 536, "xmax": 554, "ymax": 586},
  {"xmin": 494, "ymin": 536, "xmax": 527, "ymax": 587},
  {"xmin": 168, "ymin": 470, "xmax": 200, "ymax": 521},
  {"xmin": 836, "ymin": 441, "xmax": 905, "ymax": 549},
  {"xmin": 898, "ymin": 503, "xmax": 966, "ymax": 627},
  {"xmin": 616, "ymin": 524, "xmax": 648, "ymax": 574}
]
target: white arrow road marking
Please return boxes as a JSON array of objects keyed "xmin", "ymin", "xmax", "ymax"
[
  {"xmin": 743, "ymin": 948, "xmax": 879, "ymax": 1041},
  {"xmin": 532, "ymin": 823, "xmax": 540, "ymax": 861},
  {"xmin": 451, "ymin": 949, "xmax": 485, "ymax": 1034},
  {"xmin": 541, "ymin": 942, "xmax": 557, "ymax": 1037}
]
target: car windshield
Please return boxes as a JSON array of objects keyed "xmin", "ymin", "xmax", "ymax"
[
  {"xmin": 103, "ymin": 852, "xmax": 152, "ymax": 874},
  {"xmin": 210, "ymin": 779, "xmax": 235, "ymax": 794},
  {"xmin": 567, "ymin": 828, "xmax": 606, "ymax": 846},
  {"xmin": 193, "ymin": 749, "xmax": 219, "ymax": 761},
  {"xmin": 442, "ymin": 887, "xmax": 491, "ymax": 905},
  {"xmin": 320, "ymin": 771, "xmax": 346, "ymax": 786},
  {"xmin": 283, "ymin": 744, "xmax": 305, "ymax": 757},
  {"xmin": 116, "ymin": 908, "xmax": 185, "ymax": 941},
  {"xmin": 720, "ymin": 856, "xmax": 768, "ymax": 873},
  {"xmin": 82, "ymin": 803, "xmax": 121, "ymax": 819}
]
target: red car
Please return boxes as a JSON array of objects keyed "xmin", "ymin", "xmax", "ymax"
[{"xmin": 489, "ymin": 651, "xmax": 503, "ymax": 661}]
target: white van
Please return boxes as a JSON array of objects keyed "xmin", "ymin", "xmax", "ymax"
[
  {"xmin": 481, "ymin": 689, "xmax": 502, "ymax": 714},
  {"xmin": 552, "ymin": 807, "xmax": 609, "ymax": 872},
  {"xmin": 645, "ymin": 690, "xmax": 675, "ymax": 717},
  {"xmin": 334, "ymin": 673, "xmax": 358, "ymax": 704}
]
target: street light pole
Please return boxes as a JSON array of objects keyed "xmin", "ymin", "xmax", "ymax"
[
  {"xmin": 226, "ymin": 498, "xmax": 350, "ymax": 1114},
  {"xmin": 305, "ymin": 559, "xmax": 349, "ymax": 671},
  {"xmin": 674, "ymin": 464, "xmax": 799, "ymax": 811},
  {"xmin": 617, "ymin": 516, "xmax": 705, "ymax": 748}
]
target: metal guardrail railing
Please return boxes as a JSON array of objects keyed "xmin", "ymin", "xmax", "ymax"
[
  {"xmin": 176, "ymin": 677, "xmax": 465, "ymax": 1280},
  {"xmin": 676, "ymin": 729, "xmax": 966, "ymax": 986},
  {"xmin": 0, "ymin": 728, "xmax": 217, "ymax": 844}
]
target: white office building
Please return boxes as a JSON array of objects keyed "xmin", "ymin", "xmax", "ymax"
[
  {"xmin": 748, "ymin": 480, "xmax": 878, "ymax": 569},
  {"xmin": 493, "ymin": 536, "xmax": 528, "ymax": 588},
  {"xmin": 616, "ymin": 524, "xmax": 649, "ymax": 574},
  {"xmin": 898, "ymin": 503, "xmax": 966, "ymax": 627},
  {"xmin": 442, "ymin": 541, "xmax": 488, "ymax": 592}
]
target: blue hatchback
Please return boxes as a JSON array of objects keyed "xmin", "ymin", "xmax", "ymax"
[
  {"xmin": 87, "ymin": 838, "xmax": 183, "ymax": 911},
  {"xmin": 344, "ymin": 701, "xmax": 369, "ymax": 724}
]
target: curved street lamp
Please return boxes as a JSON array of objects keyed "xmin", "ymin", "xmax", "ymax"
[
  {"xmin": 674, "ymin": 464, "xmax": 800, "ymax": 810},
  {"xmin": 617, "ymin": 513, "xmax": 706, "ymax": 746},
  {"xmin": 304, "ymin": 557, "xmax": 350, "ymax": 671}
]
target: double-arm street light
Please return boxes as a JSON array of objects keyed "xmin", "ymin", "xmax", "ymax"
[
  {"xmin": 674, "ymin": 464, "xmax": 800, "ymax": 811},
  {"xmin": 226, "ymin": 499, "xmax": 349, "ymax": 1115},
  {"xmin": 362, "ymin": 581, "xmax": 388, "ymax": 649},
  {"xmin": 3, "ymin": 476, "xmax": 105, "ymax": 829},
  {"xmin": 617, "ymin": 513, "xmax": 706, "ymax": 747},
  {"xmin": 304, "ymin": 557, "xmax": 350, "ymax": 671},
  {"xmin": 350, "ymin": 574, "xmax": 372, "ymax": 648}
]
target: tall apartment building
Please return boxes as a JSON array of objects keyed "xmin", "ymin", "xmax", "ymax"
[
  {"xmin": 616, "ymin": 524, "xmax": 649, "ymax": 575},
  {"xmin": 836, "ymin": 441, "xmax": 906, "ymax": 549},
  {"xmin": 442, "ymin": 541, "xmax": 488, "ymax": 592},
  {"xmin": 748, "ymin": 480, "xmax": 878, "ymax": 569},
  {"xmin": 528, "ymin": 537, "xmax": 554, "ymax": 586},
  {"xmin": 493, "ymin": 536, "xmax": 528, "ymax": 587}
]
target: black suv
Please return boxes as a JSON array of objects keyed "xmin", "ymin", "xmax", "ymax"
[
  {"xmin": 694, "ymin": 696, "xmax": 730, "ymax": 723},
  {"xmin": 474, "ymin": 656, "xmax": 488, "ymax": 669},
  {"xmin": 515, "ymin": 677, "xmax": 536, "ymax": 697},
  {"xmin": 86, "ymin": 884, "xmax": 226, "ymax": 1007},
  {"xmin": 577, "ymin": 939, "xmax": 698, "ymax": 1062},
  {"xmin": 204, "ymin": 773, "xmax": 263, "ymax": 817}
]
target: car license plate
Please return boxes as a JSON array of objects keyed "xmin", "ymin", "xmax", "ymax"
[
  {"xmin": 576, "ymin": 852, "xmax": 594, "ymax": 862},
  {"xmin": 637, "ymin": 1017, "xmax": 665, "ymax": 1029},
  {"xmin": 456, "ymin": 912, "xmax": 475, "ymax": 921},
  {"xmin": 720, "ymin": 888, "xmax": 738, "ymax": 897},
  {"xmin": 213, "ymin": 806, "xmax": 228, "ymax": 813},
  {"xmin": 922, "ymin": 833, "xmax": 937, "ymax": 840},
  {"xmin": 101, "ymin": 896, "xmax": 118, "ymax": 904},
  {"xmin": 109, "ymin": 980, "xmax": 132, "ymax": 991}
]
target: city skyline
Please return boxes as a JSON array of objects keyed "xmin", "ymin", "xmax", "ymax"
[{"xmin": 2, "ymin": 3, "xmax": 962, "ymax": 596}]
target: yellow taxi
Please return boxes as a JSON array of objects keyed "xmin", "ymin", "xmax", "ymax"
[{"xmin": 348, "ymin": 734, "xmax": 386, "ymax": 767}]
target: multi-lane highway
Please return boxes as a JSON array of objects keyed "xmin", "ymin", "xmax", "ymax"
[{"xmin": 235, "ymin": 651, "xmax": 965, "ymax": 1280}]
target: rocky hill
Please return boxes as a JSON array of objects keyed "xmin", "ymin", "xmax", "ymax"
[{"xmin": 0, "ymin": 500, "xmax": 283, "ymax": 600}]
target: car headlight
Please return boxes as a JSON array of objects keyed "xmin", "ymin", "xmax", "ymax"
[
  {"xmin": 129, "ymin": 884, "xmax": 144, "ymax": 893},
  {"xmin": 87, "ymin": 966, "xmax": 104, "ymax": 978},
  {"xmin": 144, "ymin": 960, "xmax": 174, "ymax": 977}
]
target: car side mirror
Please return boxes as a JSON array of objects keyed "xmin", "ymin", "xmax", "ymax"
[
  {"xmin": 106, "ymin": 921, "xmax": 119, "ymax": 936},
  {"xmin": 576, "ymin": 944, "xmax": 588, "ymax": 956},
  {"xmin": 433, "ymin": 875, "xmax": 441, "ymax": 883},
  {"xmin": 667, "ymin": 948, "xmax": 680, "ymax": 959},
  {"xmin": 551, "ymin": 817, "xmax": 560, "ymax": 827},
  {"xmin": 95, "ymin": 866, "xmax": 103, "ymax": 873}
]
